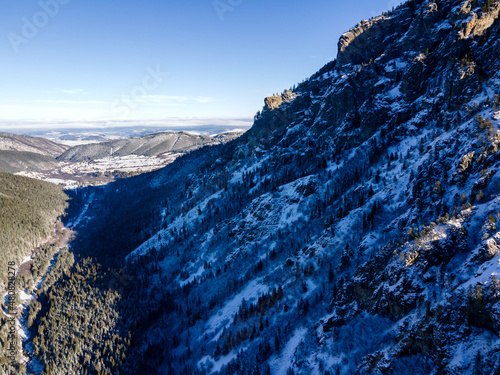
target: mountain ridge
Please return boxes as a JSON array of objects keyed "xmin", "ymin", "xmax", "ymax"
[
  {"xmin": 57, "ymin": 130, "xmax": 245, "ymax": 162},
  {"xmin": 0, "ymin": 150, "xmax": 60, "ymax": 174},
  {"xmin": 0, "ymin": 132, "xmax": 68, "ymax": 158}
]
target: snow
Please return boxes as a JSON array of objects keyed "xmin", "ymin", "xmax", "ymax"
[
  {"xmin": 180, "ymin": 264, "xmax": 205, "ymax": 286},
  {"xmin": 1, "ymin": 231, "xmax": 67, "ymax": 370},
  {"xmin": 223, "ymin": 128, "xmax": 248, "ymax": 134},
  {"xmin": 384, "ymin": 58, "xmax": 407, "ymax": 73},
  {"xmin": 229, "ymin": 156, "xmax": 268, "ymax": 185},
  {"xmin": 276, "ymin": 177, "xmax": 315, "ymax": 228},
  {"xmin": 16, "ymin": 153, "xmax": 180, "ymax": 189},
  {"xmin": 467, "ymin": 85, "xmax": 497, "ymax": 110},
  {"xmin": 375, "ymin": 77, "xmax": 391, "ymax": 87},
  {"xmin": 127, "ymin": 190, "xmax": 224, "ymax": 261},
  {"xmin": 436, "ymin": 20, "xmax": 452, "ymax": 31},
  {"xmin": 206, "ymin": 279, "xmax": 269, "ymax": 336},
  {"xmin": 304, "ymin": 279, "xmax": 318, "ymax": 298},
  {"xmin": 388, "ymin": 83, "xmax": 402, "ymax": 99},
  {"xmin": 198, "ymin": 349, "xmax": 242, "ymax": 374},
  {"xmin": 67, "ymin": 191, "xmax": 95, "ymax": 228},
  {"xmin": 460, "ymin": 234, "xmax": 500, "ymax": 291},
  {"xmin": 279, "ymin": 200, "xmax": 303, "ymax": 229},
  {"xmin": 448, "ymin": 329, "xmax": 498, "ymax": 370},
  {"xmin": 18, "ymin": 290, "xmax": 33, "ymax": 302},
  {"xmin": 11, "ymin": 7, "xmax": 498, "ymax": 373},
  {"xmin": 269, "ymin": 328, "xmax": 308, "ymax": 375}
]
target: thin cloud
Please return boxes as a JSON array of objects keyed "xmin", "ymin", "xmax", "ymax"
[
  {"xmin": 141, "ymin": 95, "xmax": 216, "ymax": 104},
  {"xmin": 194, "ymin": 97, "xmax": 216, "ymax": 103},
  {"xmin": 35, "ymin": 99, "xmax": 107, "ymax": 105},
  {"xmin": 58, "ymin": 88, "xmax": 87, "ymax": 95}
]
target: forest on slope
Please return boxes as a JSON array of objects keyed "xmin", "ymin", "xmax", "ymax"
[
  {"xmin": 0, "ymin": 172, "xmax": 68, "ymax": 373},
  {"xmin": 0, "ymin": 172, "xmax": 68, "ymax": 286}
]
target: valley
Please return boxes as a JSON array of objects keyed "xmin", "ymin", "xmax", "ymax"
[
  {"xmin": 0, "ymin": 130, "xmax": 245, "ymax": 188},
  {"xmin": 11, "ymin": 222, "xmax": 74, "ymax": 373},
  {"xmin": 16, "ymin": 153, "xmax": 181, "ymax": 189}
]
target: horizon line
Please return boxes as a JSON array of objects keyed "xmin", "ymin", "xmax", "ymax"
[{"xmin": 0, "ymin": 117, "xmax": 254, "ymax": 130}]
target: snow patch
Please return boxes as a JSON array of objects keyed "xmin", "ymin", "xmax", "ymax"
[
  {"xmin": 206, "ymin": 279, "xmax": 269, "ymax": 336},
  {"xmin": 269, "ymin": 327, "xmax": 308, "ymax": 375}
]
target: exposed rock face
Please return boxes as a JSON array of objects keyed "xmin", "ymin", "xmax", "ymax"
[
  {"xmin": 337, "ymin": 16, "xmax": 391, "ymax": 66},
  {"xmin": 457, "ymin": 1, "xmax": 500, "ymax": 38},
  {"xmin": 264, "ymin": 94, "xmax": 283, "ymax": 111},
  {"xmin": 264, "ymin": 90, "xmax": 297, "ymax": 111}
]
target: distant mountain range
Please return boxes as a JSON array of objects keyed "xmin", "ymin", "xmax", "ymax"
[
  {"xmin": 0, "ymin": 130, "xmax": 244, "ymax": 176},
  {"xmin": 57, "ymin": 131, "xmax": 244, "ymax": 162}
]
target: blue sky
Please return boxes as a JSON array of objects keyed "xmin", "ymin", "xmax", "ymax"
[{"xmin": 0, "ymin": 0, "xmax": 404, "ymax": 125}]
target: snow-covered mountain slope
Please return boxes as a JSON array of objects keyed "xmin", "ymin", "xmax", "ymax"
[
  {"xmin": 43, "ymin": 0, "xmax": 500, "ymax": 374},
  {"xmin": 0, "ymin": 132, "xmax": 68, "ymax": 158},
  {"xmin": 0, "ymin": 150, "xmax": 59, "ymax": 174},
  {"xmin": 57, "ymin": 131, "xmax": 244, "ymax": 162},
  {"xmin": 0, "ymin": 132, "xmax": 67, "ymax": 173}
]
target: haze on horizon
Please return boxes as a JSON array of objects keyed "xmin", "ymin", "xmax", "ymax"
[{"xmin": 1, "ymin": 0, "xmax": 404, "ymax": 129}]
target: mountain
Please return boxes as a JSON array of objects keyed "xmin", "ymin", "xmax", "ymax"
[
  {"xmin": 0, "ymin": 132, "xmax": 68, "ymax": 173},
  {"xmin": 18, "ymin": 0, "xmax": 500, "ymax": 374},
  {"xmin": 0, "ymin": 132, "xmax": 68, "ymax": 158},
  {"xmin": 57, "ymin": 131, "xmax": 244, "ymax": 162},
  {"xmin": 0, "ymin": 150, "xmax": 60, "ymax": 174}
]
